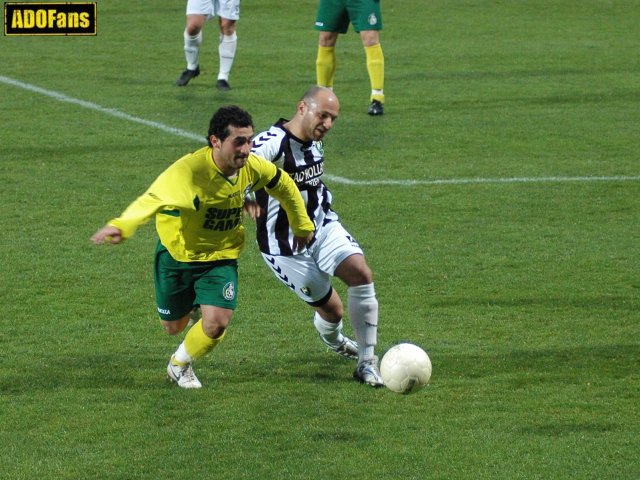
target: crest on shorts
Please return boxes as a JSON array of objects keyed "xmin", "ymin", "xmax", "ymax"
[
  {"xmin": 223, "ymin": 282, "xmax": 235, "ymax": 301},
  {"xmin": 301, "ymin": 286, "xmax": 311, "ymax": 296},
  {"xmin": 368, "ymin": 14, "xmax": 378, "ymax": 26}
]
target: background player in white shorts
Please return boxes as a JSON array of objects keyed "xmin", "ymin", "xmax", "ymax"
[
  {"xmin": 250, "ymin": 86, "xmax": 384, "ymax": 387},
  {"xmin": 176, "ymin": 0, "xmax": 240, "ymax": 91}
]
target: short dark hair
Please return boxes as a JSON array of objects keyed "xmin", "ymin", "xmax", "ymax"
[{"xmin": 207, "ymin": 105, "xmax": 254, "ymax": 146}]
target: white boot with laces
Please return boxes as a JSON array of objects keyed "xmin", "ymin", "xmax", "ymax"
[
  {"xmin": 167, "ymin": 356, "xmax": 202, "ymax": 389},
  {"xmin": 353, "ymin": 356, "xmax": 384, "ymax": 387}
]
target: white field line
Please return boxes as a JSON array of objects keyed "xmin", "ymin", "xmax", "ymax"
[
  {"xmin": 0, "ymin": 75, "xmax": 205, "ymax": 143},
  {"xmin": 2, "ymin": 75, "xmax": 639, "ymax": 187},
  {"xmin": 323, "ymin": 174, "xmax": 640, "ymax": 186}
]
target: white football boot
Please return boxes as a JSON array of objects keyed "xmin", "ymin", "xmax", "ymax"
[
  {"xmin": 167, "ymin": 356, "xmax": 202, "ymax": 389},
  {"xmin": 353, "ymin": 356, "xmax": 384, "ymax": 387},
  {"xmin": 319, "ymin": 334, "xmax": 359, "ymax": 360}
]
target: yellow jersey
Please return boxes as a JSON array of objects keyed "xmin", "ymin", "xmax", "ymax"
[{"xmin": 108, "ymin": 146, "xmax": 313, "ymax": 262}]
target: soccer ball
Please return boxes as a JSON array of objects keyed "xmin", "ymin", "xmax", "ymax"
[{"xmin": 380, "ymin": 343, "xmax": 432, "ymax": 394}]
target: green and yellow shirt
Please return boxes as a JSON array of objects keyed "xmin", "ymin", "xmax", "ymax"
[{"xmin": 108, "ymin": 146, "xmax": 313, "ymax": 262}]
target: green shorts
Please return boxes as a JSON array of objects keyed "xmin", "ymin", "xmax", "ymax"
[
  {"xmin": 153, "ymin": 242, "xmax": 238, "ymax": 321},
  {"xmin": 315, "ymin": 0, "xmax": 383, "ymax": 33}
]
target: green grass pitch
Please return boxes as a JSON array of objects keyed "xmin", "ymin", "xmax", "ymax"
[{"xmin": 1, "ymin": 1, "xmax": 639, "ymax": 478}]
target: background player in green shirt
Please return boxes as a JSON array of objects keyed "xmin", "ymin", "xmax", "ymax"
[
  {"xmin": 315, "ymin": 0, "xmax": 385, "ymax": 116},
  {"xmin": 91, "ymin": 105, "xmax": 314, "ymax": 389}
]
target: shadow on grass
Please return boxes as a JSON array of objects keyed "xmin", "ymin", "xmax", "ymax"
[
  {"xmin": 5, "ymin": 342, "xmax": 636, "ymax": 394},
  {"xmin": 1, "ymin": 349, "xmax": 357, "ymax": 393}
]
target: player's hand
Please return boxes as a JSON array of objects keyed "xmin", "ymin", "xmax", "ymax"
[
  {"xmin": 292, "ymin": 231, "xmax": 314, "ymax": 253},
  {"xmin": 90, "ymin": 225, "xmax": 123, "ymax": 245},
  {"xmin": 243, "ymin": 200, "xmax": 262, "ymax": 220}
]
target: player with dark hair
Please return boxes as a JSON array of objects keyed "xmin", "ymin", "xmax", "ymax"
[
  {"xmin": 207, "ymin": 103, "xmax": 252, "ymax": 144},
  {"xmin": 91, "ymin": 105, "xmax": 314, "ymax": 389},
  {"xmin": 251, "ymin": 86, "xmax": 384, "ymax": 387}
]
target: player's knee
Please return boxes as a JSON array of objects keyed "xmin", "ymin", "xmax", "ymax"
[
  {"xmin": 162, "ymin": 316, "xmax": 189, "ymax": 336},
  {"xmin": 205, "ymin": 324, "xmax": 227, "ymax": 340},
  {"xmin": 318, "ymin": 31, "xmax": 338, "ymax": 47},
  {"xmin": 363, "ymin": 263, "xmax": 373, "ymax": 280},
  {"xmin": 186, "ymin": 25, "xmax": 201, "ymax": 36},
  {"xmin": 201, "ymin": 316, "xmax": 230, "ymax": 339},
  {"xmin": 344, "ymin": 263, "xmax": 373, "ymax": 286},
  {"xmin": 219, "ymin": 20, "xmax": 236, "ymax": 36},
  {"xmin": 360, "ymin": 30, "xmax": 380, "ymax": 47},
  {"xmin": 163, "ymin": 324, "xmax": 179, "ymax": 335}
]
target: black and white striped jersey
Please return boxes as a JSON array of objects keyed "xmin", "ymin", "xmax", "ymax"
[{"xmin": 251, "ymin": 118, "xmax": 339, "ymax": 255}]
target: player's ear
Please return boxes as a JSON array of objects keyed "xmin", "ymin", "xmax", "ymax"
[{"xmin": 209, "ymin": 135, "xmax": 220, "ymax": 148}]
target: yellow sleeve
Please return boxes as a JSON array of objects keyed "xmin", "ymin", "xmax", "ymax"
[
  {"xmin": 107, "ymin": 162, "xmax": 191, "ymax": 239},
  {"xmin": 264, "ymin": 168, "xmax": 315, "ymax": 237},
  {"xmin": 107, "ymin": 192, "xmax": 164, "ymax": 239}
]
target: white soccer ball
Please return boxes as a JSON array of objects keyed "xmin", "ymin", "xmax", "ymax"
[{"xmin": 380, "ymin": 343, "xmax": 432, "ymax": 394}]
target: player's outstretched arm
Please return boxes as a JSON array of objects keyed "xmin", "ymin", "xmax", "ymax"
[{"xmin": 90, "ymin": 225, "xmax": 123, "ymax": 245}]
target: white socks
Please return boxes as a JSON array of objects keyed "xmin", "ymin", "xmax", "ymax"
[
  {"xmin": 348, "ymin": 283, "xmax": 378, "ymax": 361},
  {"xmin": 313, "ymin": 312, "xmax": 345, "ymax": 346},
  {"xmin": 184, "ymin": 30, "xmax": 237, "ymax": 81},
  {"xmin": 173, "ymin": 342, "xmax": 192, "ymax": 365},
  {"xmin": 312, "ymin": 284, "xmax": 379, "ymax": 362},
  {"xmin": 183, "ymin": 30, "xmax": 202, "ymax": 70},
  {"xmin": 218, "ymin": 33, "xmax": 237, "ymax": 81}
]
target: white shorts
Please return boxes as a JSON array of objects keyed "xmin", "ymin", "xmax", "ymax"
[
  {"xmin": 261, "ymin": 221, "xmax": 363, "ymax": 305},
  {"xmin": 186, "ymin": 0, "xmax": 240, "ymax": 20}
]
